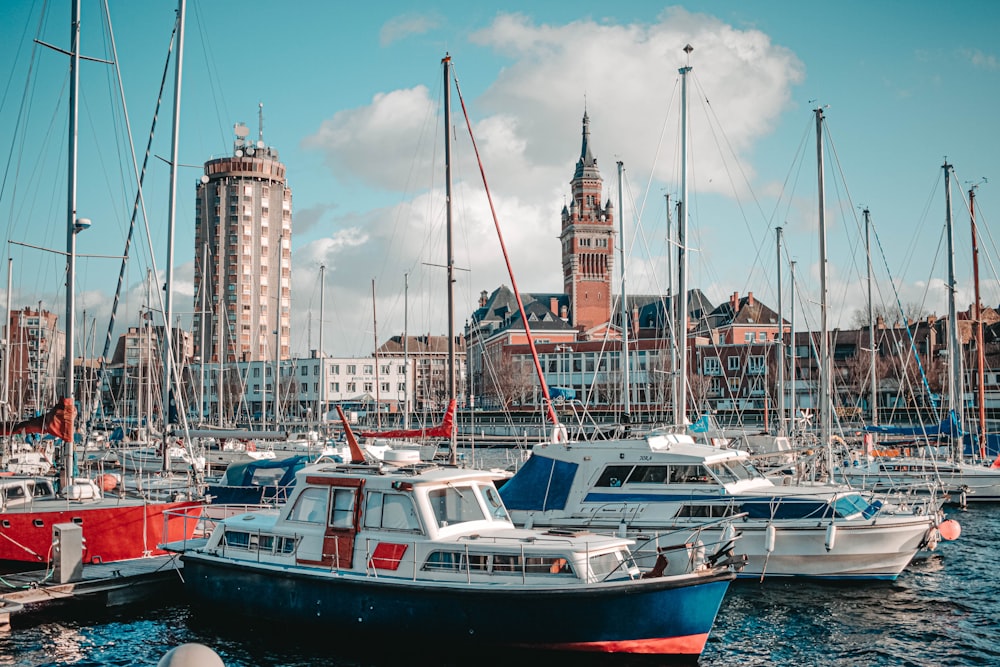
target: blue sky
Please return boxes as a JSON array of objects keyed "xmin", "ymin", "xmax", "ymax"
[{"xmin": 1, "ymin": 0, "xmax": 998, "ymax": 359}]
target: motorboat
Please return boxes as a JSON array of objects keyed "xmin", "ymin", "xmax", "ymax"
[
  {"xmin": 499, "ymin": 429, "xmax": 958, "ymax": 580},
  {"xmin": 166, "ymin": 459, "xmax": 738, "ymax": 657}
]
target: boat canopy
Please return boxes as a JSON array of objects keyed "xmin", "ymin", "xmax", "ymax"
[
  {"xmin": 223, "ymin": 455, "xmax": 309, "ymax": 487},
  {"xmin": 863, "ymin": 410, "xmax": 962, "ymax": 438},
  {"xmin": 499, "ymin": 454, "xmax": 578, "ymax": 511}
]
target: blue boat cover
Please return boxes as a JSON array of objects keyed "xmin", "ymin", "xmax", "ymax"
[
  {"xmin": 499, "ymin": 454, "xmax": 578, "ymax": 511},
  {"xmin": 223, "ymin": 455, "xmax": 310, "ymax": 487},
  {"xmin": 546, "ymin": 386, "xmax": 577, "ymax": 401},
  {"xmin": 863, "ymin": 410, "xmax": 963, "ymax": 438}
]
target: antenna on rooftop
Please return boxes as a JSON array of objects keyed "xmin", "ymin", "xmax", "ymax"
[
  {"xmin": 234, "ymin": 122, "xmax": 249, "ymax": 155},
  {"xmin": 258, "ymin": 102, "xmax": 265, "ymax": 147}
]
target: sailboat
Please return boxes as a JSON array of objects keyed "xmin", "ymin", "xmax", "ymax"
[
  {"xmin": 342, "ymin": 57, "xmax": 462, "ymax": 466},
  {"xmin": 0, "ymin": 0, "xmax": 198, "ymax": 568},
  {"xmin": 838, "ymin": 164, "xmax": 1000, "ymax": 504},
  {"xmin": 499, "ymin": 54, "xmax": 957, "ymax": 580}
]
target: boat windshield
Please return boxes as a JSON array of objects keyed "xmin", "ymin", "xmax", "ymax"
[
  {"xmin": 708, "ymin": 458, "xmax": 765, "ymax": 484},
  {"xmin": 588, "ymin": 550, "xmax": 631, "ymax": 582},
  {"xmin": 428, "ymin": 485, "xmax": 487, "ymax": 527},
  {"xmin": 478, "ymin": 484, "xmax": 510, "ymax": 521},
  {"xmin": 832, "ymin": 493, "xmax": 875, "ymax": 518}
]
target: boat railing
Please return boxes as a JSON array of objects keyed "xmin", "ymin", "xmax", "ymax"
[{"xmin": 160, "ymin": 503, "xmax": 277, "ymax": 552}]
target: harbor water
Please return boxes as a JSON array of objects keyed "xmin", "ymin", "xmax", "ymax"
[{"xmin": 1, "ymin": 450, "xmax": 997, "ymax": 666}]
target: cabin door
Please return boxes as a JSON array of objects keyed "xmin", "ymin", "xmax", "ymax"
[{"xmin": 298, "ymin": 476, "xmax": 363, "ymax": 569}]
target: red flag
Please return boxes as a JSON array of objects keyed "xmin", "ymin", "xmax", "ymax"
[{"xmin": 1, "ymin": 397, "xmax": 76, "ymax": 441}]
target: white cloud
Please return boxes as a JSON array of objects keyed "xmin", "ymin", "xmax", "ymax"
[
  {"xmin": 380, "ymin": 13, "xmax": 441, "ymax": 47},
  {"xmin": 302, "ymin": 86, "xmax": 438, "ymax": 192},
  {"xmin": 300, "ymin": 9, "xmax": 813, "ymax": 355}
]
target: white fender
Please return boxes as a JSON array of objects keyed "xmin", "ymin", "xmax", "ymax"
[
  {"xmin": 764, "ymin": 524, "xmax": 776, "ymax": 553},
  {"xmin": 825, "ymin": 523, "xmax": 837, "ymax": 552}
]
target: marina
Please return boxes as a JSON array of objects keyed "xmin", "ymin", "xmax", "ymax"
[{"xmin": 1, "ymin": 1, "xmax": 999, "ymax": 665}]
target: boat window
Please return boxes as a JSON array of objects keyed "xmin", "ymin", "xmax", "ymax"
[
  {"xmin": 669, "ymin": 465, "xmax": 712, "ymax": 484},
  {"xmin": 365, "ymin": 492, "xmax": 421, "ymax": 532},
  {"xmin": 287, "ymin": 487, "xmax": 329, "ymax": 524},
  {"xmin": 250, "ymin": 468, "xmax": 285, "ymax": 486},
  {"xmin": 428, "ymin": 485, "xmax": 486, "ymax": 527},
  {"xmin": 222, "ymin": 531, "xmax": 253, "ymax": 549},
  {"xmin": 675, "ymin": 504, "xmax": 737, "ymax": 518},
  {"xmin": 588, "ymin": 551, "xmax": 627, "ymax": 581},
  {"xmin": 479, "ymin": 485, "xmax": 510, "ymax": 521},
  {"xmin": 422, "ymin": 551, "xmax": 489, "ymax": 572},
  {"xmin": 596, "ymin": 465, "xmax": 634, "ymax": 487},
  {"xmin": 331, "ymin": 488, "xmax": 357, "ymax": 528},
  {"xmin": 627, "ymin": 466, "xmax": 668, "ymax": 484},
  {"xmin": 707, "ymin": 462, "xmax": 740, "ymax": 484},
  {"xmin": 832, "ymin": 494, "xmax": 871, "ymax": 518},
  {"xmin": 428, "ymin": 486, "xmax": 486, "ymax": 527},
  {"xmin": 494, "ymin": 555, "xmax": 574, "ymax": 575}
]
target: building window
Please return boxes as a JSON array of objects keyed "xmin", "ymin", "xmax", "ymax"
[
  {"xmin": 347, "ymin": 364, "xmax": 356, "ymax": 374},
  {"xmin": 364, "ymin": 382, "xmax": 373, "ymax": 392},
  {"xmin": 748, "ymin": 355, "xmax": 765, "ymax": 375},
  {"xmin": 728, "ymin": 377, "xmax": 740, "ymax": 393},
  {"xmin": 744, "ymin": 332, "xmax": 754, "ymax": 342},
  {"xmin": 727, "ymin": 356, "xmax": 740, "ymax": 372},
  {"xmin": 703, "ymin": 357, "xmax": 721, "ymax": 376},
  {"xmin": 301, "ymin": 366, "xmax": 308, "ymax": 376},
  {"xmin": 331, "ymin": 365, "xmax": 340, "ymax": 374},
  {"xmin": 363, "ymin": 365, "xmax": 373, "ymax": 375},
  {"xmin": 758, "ymin": 332, "xmax": 767, "ymax": 342}
]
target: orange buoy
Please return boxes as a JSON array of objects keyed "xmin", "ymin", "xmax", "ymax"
[
  {"xmin": 100, "ymin": 473, "xmax": 118, "ymax": 492},
  {"xmin": 938, "ymin": 519, "xmax": 961, "ymax": 541}
]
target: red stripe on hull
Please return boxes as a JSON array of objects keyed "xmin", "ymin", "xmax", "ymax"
[
  {"xmin": 0, "ymin": 500, "xmax": 200, "ymax": 564},
  {"xmin": 531, "ymin": 632, "xmax": 709, "ymax": 655}
]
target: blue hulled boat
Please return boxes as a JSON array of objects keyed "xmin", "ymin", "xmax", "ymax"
[{"xmin": 166, "ymin": 460, "xmax": 737, "ymax": 656}]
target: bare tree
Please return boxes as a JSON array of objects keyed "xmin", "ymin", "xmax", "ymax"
[{"xmin": 850, "ymin": 302, "xmax": 928, "ymax": 328}]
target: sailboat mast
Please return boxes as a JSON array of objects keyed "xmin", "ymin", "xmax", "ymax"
[
  {"xmin": 665, "ymin": 195, "xmax": 675, "ymax": 424},
  {"xmin": 864, "ymin": 208, "xmax": 878, "ymax": 427},
  {"xmin": 403, "ymin": 272, "xmax": 410, "ymax": 430},
  {"xmin": 443, "ymin": 54, "xmax": 457, "ymax": 465},
  {"xmin": 617, "ymin": 161, "xmax": 630, "ymax": 416},
  {"xmin": 790, "ymin": 260, "xmax": 797, "ymax": 424},
  {"xmin": 676, "ymin": 45, "xmax": 693, "ymax": 425},
  {"xmin": 318, "ymin": 264, "xmax": 326, "ymax": 430},
  {"xmin": 943, "ymin": 162, "xmax": 962, "ymax": 459},
  {"xmin": 776, "ymin": 226, "xmax": 785, "ymax": 435},
  {"xmin": 372, "ymin": 278, "xmax": 381, "ymax": 430},
  {"xmin": 2, "ymin": 258, "xmax": 11, "ymax": 422},
  {"xmin": 198, "ymin": 243, "xmax": 207, "ymax": 424},
  {"xmin": 161, "ymin": 0, "xmax": 186, "ymax": 465},
  {"xmin": 815, "ymin": 108, "xmax": 835, "ymax": 477},
  {"xmin": 970, "ymin": 184, "xmax": 987, "ymax": 458},
  {"xmin": 61, "ymin": 0, "xmax": 82, "ymax": 491}
]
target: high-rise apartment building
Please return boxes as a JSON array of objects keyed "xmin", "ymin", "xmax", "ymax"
[
  {"xmin": 193, "ymin": 119, "xmax": 292, "ymax": 365},
  {"xmin": 2, "ymin": 306, "xmax": 63, "ymax": 418}
]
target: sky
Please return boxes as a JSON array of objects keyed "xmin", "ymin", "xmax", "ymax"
[{"xmin": 1, "ymin": 0, "xmax": 999, "ymax": 361}]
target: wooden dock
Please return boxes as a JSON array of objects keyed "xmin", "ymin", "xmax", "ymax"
[{"xmin": 0, "ymin": 555, "xmax": 183, "ymax": 629}]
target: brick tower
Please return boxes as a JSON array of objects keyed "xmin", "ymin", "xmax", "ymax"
[{"xmin": 560, "ymin": 111, "xmax": 614, "ymax": 331}]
